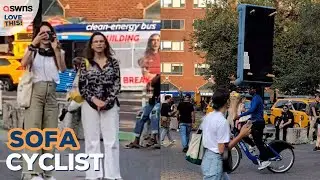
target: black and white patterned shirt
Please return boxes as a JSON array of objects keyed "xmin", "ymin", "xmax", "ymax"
[{"xmin": 78, "ymin": 57, "xmax": 121, "ymax": 111}]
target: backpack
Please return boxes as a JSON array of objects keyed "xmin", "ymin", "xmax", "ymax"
[{"xmin": 66, "ymin": 58, "xmax": 90, "ymax": 103}]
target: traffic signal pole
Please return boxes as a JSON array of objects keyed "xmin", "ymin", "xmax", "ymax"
[{"xmin": 33, "ymin": 0, "xmax": 42, "ymax": 38}]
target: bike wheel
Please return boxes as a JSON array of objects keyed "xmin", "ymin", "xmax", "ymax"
[
  {"xmin": 229, "ymin": 144, "xmax": 242, "ymax": 173},
  {"xmin": 267, "ymin": 148, "xmax": 295, "ymax": 173}
]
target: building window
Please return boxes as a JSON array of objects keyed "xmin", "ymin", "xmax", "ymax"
[
  {"xmin": 162, "ymin": 20, "xmax": 184, "ymax": 30},
  {"xmin": 161, "ymin": 0, "xmax": 186, "ymax": 8},
  {"xmin": 194, "ymin": 63, "xmax": 209, "ymax": 75},
  {"xmin": 161, "ymin": 63, "xmax": 183, "ymax": 75},
  {"xmin": 161, "ymin": 41, "xmax": 184, "ymax": 51},
  {"xmin": 193, "ymin": 0, "xmax": 225, "ymax": 8}
]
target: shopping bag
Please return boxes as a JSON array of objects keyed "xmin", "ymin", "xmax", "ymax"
[
  {"xmin": 185, "ymin": 129, "xmax": 204, "ymax": 165},
  {"xmin": 222, "ymin": 144, "xmax": 233, "ymax": 172}
]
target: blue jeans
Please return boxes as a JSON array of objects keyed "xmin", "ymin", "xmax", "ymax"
[
  {"xmin": 160, "ymin": 127, "xmax": 173, "ymax": 142},
  {"xmin": 179, "ymin": 123, "xmax": 192, "ymax": 149},
  {"xmin": 150, "ymin": 114, "xmax": 159, "ymax": 135},
  {"xmin": 201, "ymin": 149, "xmax": 229, "ymax": 180},
  {"xmin": 133, "ymin": 115, "xmax": 149, "ymax": 137}
]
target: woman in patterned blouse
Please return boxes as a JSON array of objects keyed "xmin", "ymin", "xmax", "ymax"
[{"xmin": 78, "ymin": 32, "xmax": 122, "ymax": 180}]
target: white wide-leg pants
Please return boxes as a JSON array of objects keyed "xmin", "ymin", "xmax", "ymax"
[{"xmin": 81, "ymin": 101, "xmax": 121, "ymax": 179}]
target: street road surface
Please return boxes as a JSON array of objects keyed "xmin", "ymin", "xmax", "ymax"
[{"xmin": 161, "ymin": 132, "xmax": 320, "ymax": 180}]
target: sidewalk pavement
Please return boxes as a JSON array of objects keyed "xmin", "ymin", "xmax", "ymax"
[
  {"xmin": 161, "ymin": 131, "xmax": 202, "ymax": 180},
  {"xmin": 0, "ymin": 114, "xmax": 160, "ymax": 180}
]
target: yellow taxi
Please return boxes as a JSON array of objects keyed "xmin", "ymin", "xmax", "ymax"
[
  {"xmin": 269, "ymin": 98, "xmax": 315, "ymax": 128},
  {"xmin": 205, "ymin": 98, "xmax": 271, "ymax": 124},
  {"xmin": 0, "ymin": 55, "xmax": 25, "ymax": 91}
]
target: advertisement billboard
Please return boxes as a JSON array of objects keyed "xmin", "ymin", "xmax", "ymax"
[{"xmin": 54, "ymin": 22, "xmax": 161, "ymax": 91}]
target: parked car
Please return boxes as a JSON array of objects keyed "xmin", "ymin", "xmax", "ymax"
[
  {"xmin": 269, "ymin": 98, "xmax": 315, "ymax": 128},
  {"xmin": 0, "ymin": 56, "xmax": 25, "ymax": 91}
]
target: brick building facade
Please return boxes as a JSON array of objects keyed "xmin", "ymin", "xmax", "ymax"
[
  {"xmin": 59, "ymin": 0, "xmax": 160, "ymax": 21},
  {"xmin": 160, "ymin": 0, "xmax": 209, "ymax": 93}
]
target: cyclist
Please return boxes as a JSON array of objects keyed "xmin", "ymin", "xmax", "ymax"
[{"xmin": 234, "ymin": 85, "xmax": 271, "ymax": 170}]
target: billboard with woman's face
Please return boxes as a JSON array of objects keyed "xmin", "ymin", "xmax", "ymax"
[{"xmin": 55, "ymin": 22, "xmax": 161, "ymax": 91}]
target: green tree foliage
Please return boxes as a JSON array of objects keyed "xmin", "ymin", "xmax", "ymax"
[{"xmin": 191, "ymin": 0, "xmax": 320, "ymax": 94}]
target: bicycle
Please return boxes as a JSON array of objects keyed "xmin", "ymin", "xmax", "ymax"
[{"xmin": 230, "ymin": 121, "xmax": 295, "ymax": 173}]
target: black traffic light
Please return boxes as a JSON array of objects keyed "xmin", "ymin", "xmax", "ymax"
[{"xmin": 236, "ymin": 4, "xmax": 276, "ymax": 86}]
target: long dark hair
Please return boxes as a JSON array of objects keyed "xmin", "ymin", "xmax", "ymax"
[
  {"xmin": 85, "ymin": 32, "xmax": 114, "ymax": 62},
  {"xmin": 32, "ymin": 21, "xmax": 55, "ymax": 48},
  {"xmin": 145, "ymin": 33, "xmax": 160, "ymax": 57}
]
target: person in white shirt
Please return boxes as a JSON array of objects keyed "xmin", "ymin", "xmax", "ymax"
[
  {"xmin": 201, "ymin": 88, "xmax": 251, "ymax": 180},
  {"xmin": 20, "ymin": 21, "xmax": 66, "ymax": 180}
]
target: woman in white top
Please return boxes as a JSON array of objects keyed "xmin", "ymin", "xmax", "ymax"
[
  {"xmin": 20, "ymin": 22, "xmax": 66, "ymax": 180},
  {"xmin": 201, "ymin": 88, "xmax": 251, "ymax": 180}
]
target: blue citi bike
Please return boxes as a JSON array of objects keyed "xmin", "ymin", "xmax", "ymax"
[{"xmin": 229, "ymin": 120, "xmax": 295, "ymax": 173}]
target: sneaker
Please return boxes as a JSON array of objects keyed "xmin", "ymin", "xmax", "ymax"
[
  {"xmin": 182, "ymin": 147, "xmax": 188, "ymax": 153},
  {"xmin": 313, "ymin": 146, "xmax": 320, "ymax": 151},
  {"xmin": 22, "ymin": 174, "xmax": 42, "ymax": 180},
  {"xmin": 169, "ymin": 140, "xmax": 176, "ymax": 144},
  {"xmin": 161, "ymin": 141, "xmax": 166, "ymax": 146},
  {"xmin": 152, "ymin": 143, "xmax": 161, "ymax": 149},
  {"xmin": 30, "ymin": 176, "xmax": 44, "ymax": 180},
  {"xmin": 44, "ymin": 176, "xmax": 56, "ymax": 180},
  {"xmin": 258, "ymin": 160, "xmax": 271, "ymax": 170}
]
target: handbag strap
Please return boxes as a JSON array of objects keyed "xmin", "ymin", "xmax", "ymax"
[
  {"xmin": 196, "ymin": 134, "xmax": 203, "ymax": 159},
  {"xmin": 28, "ymin": 50, "xmax": 37, "ymax": 72}
]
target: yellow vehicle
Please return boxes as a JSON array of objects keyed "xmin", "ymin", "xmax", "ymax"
[
  {"xmin": 0, "ymin": 56, "xmax": 25, "ymax": 91},
  {"xmin": 206, "ymin": 98, "xmax": 271, "ymax": 123},
  {"xmin": 12, "ymin": 31, "xmax": 33, "ymax": 58},
  {"xmin": 269, "ymin": 98, "xmax": 315, "ymax": 128}
]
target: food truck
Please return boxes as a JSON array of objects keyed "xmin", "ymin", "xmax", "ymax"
[{"xmin": 54, "ymin": 21, "xmax": 161, "ymax": 91}]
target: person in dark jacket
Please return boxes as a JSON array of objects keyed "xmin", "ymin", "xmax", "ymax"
[{"xmin": 275, "ymin": 105, "xmax": 294, "ymax": 141}]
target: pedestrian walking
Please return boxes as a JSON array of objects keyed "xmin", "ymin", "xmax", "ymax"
[
  {"xmin": 201, "ymin": 88, "xmax": 251, "ymax": 180},
  {"xmin": 160, "ymin": 95, "xmax": 175, "ymax": 145},
  {"xmin": 177, "ymin": 93, "xmax": 195, "ymax": 153}
]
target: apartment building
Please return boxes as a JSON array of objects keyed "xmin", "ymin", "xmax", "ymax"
[{"xmin": 160, "ymin": 0, "xmax": 214, "ymax": 94}]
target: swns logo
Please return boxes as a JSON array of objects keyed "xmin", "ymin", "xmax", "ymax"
[
  {"xmin": 0, "ymin": 0, "xmax": 39, "ymax": 36},
  {"xmin": 2, "ymin": 5, "xmax": 32, "ymax": 27},
  {"xmin": 3, "ymin": 6, "xmax": 33, "ymax": 12}
]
